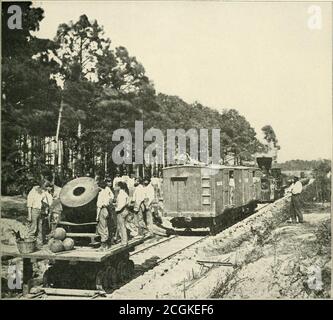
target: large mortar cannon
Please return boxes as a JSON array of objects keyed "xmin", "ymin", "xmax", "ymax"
[{"xmin": 59, "ymin": 177, "xmax": 100, "ymax": 230}]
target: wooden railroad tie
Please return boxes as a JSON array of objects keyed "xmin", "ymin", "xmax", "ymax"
[{"xmin": 196, "ymin": 260, "xmax": 234, "ymax": 267}]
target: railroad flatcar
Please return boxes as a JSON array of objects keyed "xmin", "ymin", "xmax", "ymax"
[
  {"xmin": 43, "ymin": 177, "xmax": 138, "ymax": 291},
  {"xmin": 162, "ymin": 164, "xmax": 260, "ymax": 234}
]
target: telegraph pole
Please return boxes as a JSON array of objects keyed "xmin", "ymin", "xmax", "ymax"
[{"xmin": 53, "ymin": 94, "xmax": 64, "ymax": 182}]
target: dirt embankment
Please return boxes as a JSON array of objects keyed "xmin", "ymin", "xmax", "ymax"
[
  {"xmin": 112, "ymin": 186, "xmax": 331, "ymax": 299},
  {"xmin": 210, "ymin": 203, "xmax": 330, "ymax": 299},
  {"xmin": 205, "ymin": 184, "xmax": 331, "ymax": 299},
  {"xmin": 110, "ymin": 197, "xmax": 301, "ymax": 299}
]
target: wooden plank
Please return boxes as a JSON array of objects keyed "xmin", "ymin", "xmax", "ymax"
[
  {"xmin": 197, "ymin": 260, "xmax": 234, "ymax": 267},
  {"xmin": 43, "ymin": 288, "xmax": 106, "ymax": 297},
  {"xmin": 165, "ymin": 211, "xmax": 214, "ymax": 218},
  {"xmin": 66, "ymin": 233, "xmax": 99, "ymax": 238},
  {"xmin": 1, "ymin": 236, "xmax": 148, "ymax": 263},
  {"xmin": 58, "ymin": 221, "xmax": 97, "ymax": 226}
]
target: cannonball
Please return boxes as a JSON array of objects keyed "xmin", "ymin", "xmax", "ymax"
[
  {"xmin": 53, "ymin": 227, "xmax": 66, "ymax": 241},
  {"xmin": 63, "ymin": 237, "xmax": 75, "ymax": 251},
  {"xmin": 48, "ymin": 238, "xmax": 55, "ymax": 247},
  {"xmin": 49, "ymin": 239, "xmax": 64, "ymax": 253}
]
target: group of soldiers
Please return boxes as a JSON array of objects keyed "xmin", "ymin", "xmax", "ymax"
[
  {"xmin": 95, "ymin": 174, "xmax": 165, "ymax": 251},
  {"xmin": 25, "ymin": 173, "xmax": 165, "ymax": 251}
]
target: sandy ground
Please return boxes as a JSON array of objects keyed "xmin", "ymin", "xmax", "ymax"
[{"xmin": 210, "ymin": 204, "xmax": 331, "ymax": 299}]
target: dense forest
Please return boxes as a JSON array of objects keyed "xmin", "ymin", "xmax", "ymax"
[{"xmin": 2, "ymin": 3, "xmax": 278, "ymax": 194}]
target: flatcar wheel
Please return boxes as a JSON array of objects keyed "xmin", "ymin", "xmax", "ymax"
[
  {"xmin": 209, "ymin": 226, "xmax": 217, "ymax": 236},
  {"xmin": 126, "ymin": 260, "xmax": 135, "ymax": 278},
  {"xmin": 42, "ymin": 269, "xmax": 52, "ymax": 288},
  {"xmin": 95, "ymin": 268, "xmax": 108, "ymax": 291},
  {"xmin": 116, "ymin": 260, "xmax": 128, "ymax": 283},
  {"xmin": 209, "ymin": 219, "xmax": 218, "ymax": 236},
  {"xmin": 106, "ymin": 266, "xmax": 118, "ymax": 289}
]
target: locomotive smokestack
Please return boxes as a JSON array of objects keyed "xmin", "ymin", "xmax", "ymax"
[{"xmin": 256, "ymin": 157, "xmax": 273, "ymax": 171}]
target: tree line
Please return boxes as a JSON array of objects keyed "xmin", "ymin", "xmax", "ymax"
[
  {"xmin": 2, "ymin": 2, "xmax": 273, "ymax": 194},
  {"xmin": 278, "ymin": 159, "xmax": 331, "ymax": 171}
]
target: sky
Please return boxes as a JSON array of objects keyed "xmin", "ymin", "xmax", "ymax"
[{"xmin": 32, "ymin": 1, "xmax": 332, "ymax": 162}]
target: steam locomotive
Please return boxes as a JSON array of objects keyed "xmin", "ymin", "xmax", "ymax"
[{"xmin": 256, "ymin": 157, "xmax": 284, "ymax": 203}]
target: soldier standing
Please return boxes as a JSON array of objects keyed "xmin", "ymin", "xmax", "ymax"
[
  {"xmin": 26, "ymin": 181, "xmax": 50, "ymax": 249},
  {"xmin": 143, "ymin": 177, "xmax": 155, "ymax": 231},
  {"xmin": 105, "ymin": 177, "xmax": 116, "ymax": 244},
  {"xmin": 96, "ymin": 181, "xmax": 113, "ymax": 251},
  {"xmin": 132, "ymin": 178, "xmax": 147, "ymax": 236},
  {"xmin": 289, "ymin": 176, "xmax": 303, "ymax": 223},
  {"xmin": 49, "ymin": 182, "xmax": 62, "ymax": 233},
  {"xmin": 115, "ymin": 181, "xmax": 130, "ymax": 246}
]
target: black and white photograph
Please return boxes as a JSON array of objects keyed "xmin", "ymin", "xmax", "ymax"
[{"xmin": 1, "ymin": 0, "xmax": 332, "ymax": 302}]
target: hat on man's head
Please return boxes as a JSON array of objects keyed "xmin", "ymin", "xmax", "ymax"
[
  {"xmin": 98, "ymin": 180, "xmax": 107, "ymax": 189},
  {"xmin": 43, "ymin": 181, "xmax": 53, "ymax": 188}
]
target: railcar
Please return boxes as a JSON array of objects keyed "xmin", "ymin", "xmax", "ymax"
[{"xmin": 162, "ymin": 164, "xmax": 260, "ymax": 234}]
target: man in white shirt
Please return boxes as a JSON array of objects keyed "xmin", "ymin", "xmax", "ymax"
[
  {"xmin": 26, "ymin": 181, "xmax": 50, "ymax": 248},
  {"xmin": 104, "ymin": 177, "xmax": 116, "ymax": 242},
  {"xmin": 151, "ymin": 174, "xmax": 161, "ymax": 199},
  {"xmin": 49, "ymin": 184, "xmax": 62, "ymax": 233},
  {"xmin": 42, "ymin": 182, "xmax": 54, "ymax": 240},
  {"xmin": 132, "ymin": 179, "xmax": 146, "ymax": 210},
  {"xmin": 131, "ymin": 178, "xmax": 148, "ymax": 236},
  {"xmin": 289, "ymin": 176, "xmax": 303, "ymax": 223},
  {"xmin": 105, "ymin": 177, "xmax": 115, "ymax": 201},
  {"xmin": 113, "ymin": 173, "xmax": 123, "ymax": 189},
  {"xmin": 127, "ymin": 173, "xmax": 136, "ymax": 198},
  {"xmin": 96, "ymin": 181, "xmax": 114, "ymax": 250},
  {"xmin": 114, "ymin": 181, "xmax": 130, "ymax": 246},
  {"xmin": 143, "ymin": 178, "xmax": 156, "ymax": 230}
]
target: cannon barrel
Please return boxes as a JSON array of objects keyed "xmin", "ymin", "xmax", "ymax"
[{"xmin": 60, "ymin": 177, "xmax": 100, "ymax": 224}]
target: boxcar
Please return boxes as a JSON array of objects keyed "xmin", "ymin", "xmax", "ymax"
[{"xmin": 162, "ymin": 165, "xmax": 260, "ymax": 234}]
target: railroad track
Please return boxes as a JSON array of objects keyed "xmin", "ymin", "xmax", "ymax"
[
  {"xmin": 128, "ymin": 203, "xmax": 271, "ymax": 262},
  {"xmin": 130, "ymin": 235, "xmax": 208, "ymax": 267},
  {"xmin": 130, "ymin": 234, "xmax": 178, "ymax": 256},
  {"xmin": 128, "ymin": 203, "xmax": 271, "ymax": 267}
]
